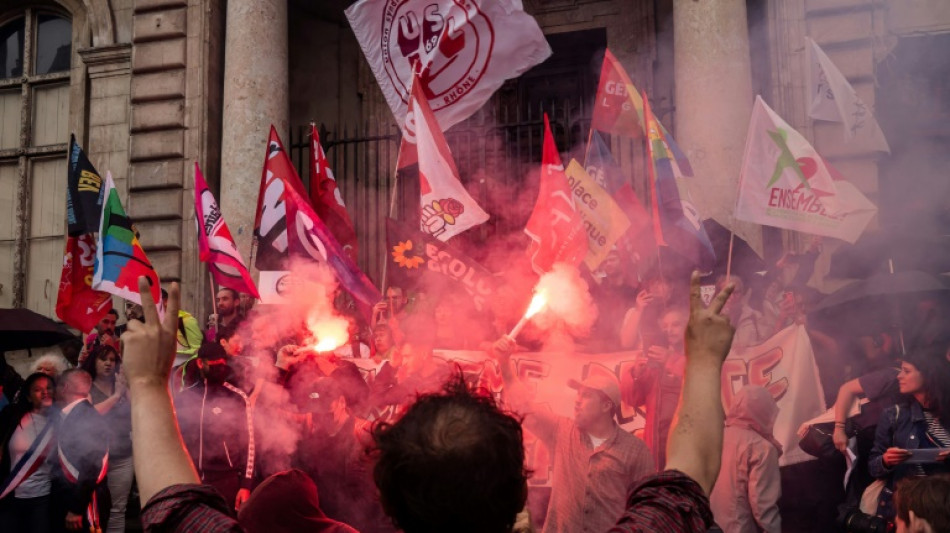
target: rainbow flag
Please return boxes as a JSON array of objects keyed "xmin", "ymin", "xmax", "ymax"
[{"xmin": 93, "ymin": 172, "xmax": 161, "ymax": 305}]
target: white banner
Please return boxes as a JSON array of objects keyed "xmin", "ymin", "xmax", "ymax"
[
  {"xmin": 346, "ymin": 0, "xmax": 551, "ymax": 132},
  {"xmin": 736, "ymin": 96, "xmax": 877, "ymax": 244},
  {"xmin": 807, "ymin": 37, "xmax": 890, "ymax": 153},
  {"xmin": 722, "ymin": 324, "xmax": 827, "ymax": 466}
]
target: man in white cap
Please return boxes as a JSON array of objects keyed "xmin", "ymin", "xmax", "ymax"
[{"xmin": 493, "ymin": 338, "xmax": 654, "ymax": 533}]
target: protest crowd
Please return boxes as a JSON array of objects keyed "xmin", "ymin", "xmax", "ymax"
[{"xmin": 3, "ymin": 2, "xmax": 950, "ymax": 533}]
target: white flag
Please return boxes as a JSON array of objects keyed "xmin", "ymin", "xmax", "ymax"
[
  {"xmin": 807, "ymin": 37, "xmax": 890, "ymax": 152},
  {"xmin": 408, "ymin": 75, "xmax": 489, "ymax": 241},
  {"xmin": 735, "ymin": 96, "xmax": 877, "ymax": 244},
  {"xmin": 346, "ymin": 0, "xmax": 551, "ymax": 132}
]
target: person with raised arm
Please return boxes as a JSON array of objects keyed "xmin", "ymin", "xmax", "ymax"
[
  {"xmin": 609, "ymin": 271, "xmax": 736, "ymax": 532},
  {"xmin": 121, "ymin": 277, "xmax": 242, "ymax": 532}
]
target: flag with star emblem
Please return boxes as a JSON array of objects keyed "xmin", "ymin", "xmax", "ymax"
[{"xmin": 735, "ymin": 96, "xmax": 877, "ymax": 243}]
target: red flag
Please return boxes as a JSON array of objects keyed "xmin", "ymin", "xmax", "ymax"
[
  {"xmin": 194, "ymin": 163, "xmax": 260, "ymax": 298},
  {"xmin": 612, "ymin": 184, "xmax": 656, "ymax": 262},
  {"xmin": 253, "ymin": 126, "xmax": 308, "ymax": 271},
  {"xmin": 591, "ymin": 49, "xmax": 646, "ymax": 138},
  {"xmin": 523, "ymin": 114, "xmax": 588, "ymax": 274},
  {"xmin": 309, "ymin": 126, "xmax": 358, "ymax": 263},
  {"xmin": 56, "ymin": 234, "xmax": 112, "ymax": 332}
]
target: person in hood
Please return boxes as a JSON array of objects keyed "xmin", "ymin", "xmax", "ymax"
[
  {"xmin": 238, "ymin": 469, "xmax": 357, "ymax": 533},
  {"xmin": 709, "ymin": 385, "xmax": 782, "ymax": 533}
]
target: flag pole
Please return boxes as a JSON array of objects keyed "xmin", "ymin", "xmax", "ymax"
[{"xmin": 208, "ymin": 270, "xmax": 217, "ymax": 315}]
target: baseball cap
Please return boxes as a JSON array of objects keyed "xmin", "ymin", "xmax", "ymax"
[{"xmin": 567, "ymin": 374, "xmax": 621, "ymax": 409}]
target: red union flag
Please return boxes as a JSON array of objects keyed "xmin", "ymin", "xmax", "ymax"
[
  {"xmin": 524, "ymin": 114, "xmax": 588, "ymax": 274},
  {"xmin": 56, "ymin": 234, "xmax": 112, "ymax": 332},
  {"xmin": 194, "ymin": 163, "xmax": 260, "ymax": 298},
  {"xmin": 346, "ymin": 0, "xmax": 551, "ymax": 132},
  {"xmin": 309, "ymin": 125, "xmax": 358, "ymax": 263},
  {"xmin": 591, "ymin": 49, "xmax": 646, "ymax": 138}
]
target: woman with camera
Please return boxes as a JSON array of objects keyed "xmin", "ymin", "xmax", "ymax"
[{"xmin": 868, "ymin": 350, "xmax": 950, "ymax": 522}]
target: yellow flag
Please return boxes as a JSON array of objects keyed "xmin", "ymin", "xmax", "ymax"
[{"xmin": 563, "ymin": 160, "xmax": 631, "ymax": 269}]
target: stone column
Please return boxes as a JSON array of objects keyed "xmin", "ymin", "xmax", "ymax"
[
  {"xmin": 673, "ymin": 0, "xmax": 761, "ymax": 256},
  {"xmin": 220, "ymin": 0, "xmax": 288, "ymax": 257}
]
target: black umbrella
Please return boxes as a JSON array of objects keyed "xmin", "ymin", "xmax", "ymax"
[
  {"xmin": 809, "ymin": 270, "xmax": 950, "ymax": 315},
  {"xmin": 0, "ymin": 308, "xmax": 78, "ymax": 352}
]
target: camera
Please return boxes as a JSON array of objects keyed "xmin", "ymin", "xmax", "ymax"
[{"xmin": 837, "ymin": 508, "xmax": 892, "ymax": 533}]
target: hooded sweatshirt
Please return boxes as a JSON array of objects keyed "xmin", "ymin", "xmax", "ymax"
[{"xmin": 709, "ymin": 385, "xmax": 783, "ymax": 533}]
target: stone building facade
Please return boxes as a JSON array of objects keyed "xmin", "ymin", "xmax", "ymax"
[{"xmin": 1, "ymin": 0, "xmax": 948, "ymax": 324}]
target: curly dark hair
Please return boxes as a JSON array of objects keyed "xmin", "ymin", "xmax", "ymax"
[
  {"xmin": 80, "ymin": 343, "xmax": 121, "ymax": 382},
  {"xmin": 371, "ymin": 371, "xmax": 528, "ymax": 533}
]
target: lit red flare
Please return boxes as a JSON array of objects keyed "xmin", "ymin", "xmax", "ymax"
[{"xmin": 509, "ymin": 290, "xmax": 548, "ymax": 339}]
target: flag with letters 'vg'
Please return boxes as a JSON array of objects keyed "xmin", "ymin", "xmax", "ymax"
[
  {"xmin": 193, "ymin": 163, "xmax": 259, "ymax": 298},
  {"xmin": 345, "ymin": 0, "xmax": 551, "ymax": 132},
  {"xmin": 66, "ymin": 134, "xmax": 105, "ymax": 236},
  {"xmin": 386, "ymin": 218, "xmax": 496, "ymax": 311},
  {"xmin": 735, "ymin": 96, "xmax": 877, "ymax": 244},
  {"xmin": 524, "ymin": 114, "xmax": 588, "ymax": 274},
  {"xmin": 93, "ymin": 172, "xmax": 161, "ymax": 306}
]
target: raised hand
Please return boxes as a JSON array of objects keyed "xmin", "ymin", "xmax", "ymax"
[
  {"xmin": 686, "ymin": 271, "xmax": 736, "ymax": 365},
  {"xmin": 121, "ymin": 277, "xmax": 180, "ymax": 389}
]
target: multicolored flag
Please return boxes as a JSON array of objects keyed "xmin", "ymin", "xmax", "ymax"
[
  {"xmin": 590, "ymin": 49, "xmax": 693, "ymax": 179},
  {"xmin": 309, "ymin": 125, "xmax": 358, "ymax": 263},
  {"xmin": 386, "ymin": 218, "xmax": 496, "ymax": 311},
  {"xmin": 66, "ymin": 135, "xmax": 105, "ymax": 236},
  {"xmin": 253, "ymin": 127, "xmax": 381, "ymax": 318},
  {"xmin": 563, "ymin": 160, "xmax": 630, "ymax": 270},
  {"xmin": 735, "ymin": 96, "xmax": 877, "ymax": 243},
  {"xmin": 807, "ymin": 38, "xmax": 889, "ymax": 153},
  {"xmin": 346, "ymin": 0, "xmax": 551, "ymax": 132},
  {"xmin": 92, "ymin": 172, "xmax": 161, "ymax": 305},
  {"xmin": 643, "ymin": 92, "xmax": 716, "ymax": 271},
  {"xmin": 55, "ymin": 234, "xmax": 112, "ymax": 332},
  {"xmin": 524, "ymin": 114, "xmax": 588, "ymax": 274},
  {"xmin": 194, "ymin": 163, "xmax": 259, "ymax": 298},
  {"xmin": 400, "ymin": 74, "xmax": 490, "ymax": 241}
]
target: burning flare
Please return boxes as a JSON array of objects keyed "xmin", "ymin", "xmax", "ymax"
[
  {"xmin": 509, "ymin": 289, "xmax": 548, "ymax": 339},
  {"xmin": 312, "ymin": 335, "xmax": 346, "ymax": 353}
]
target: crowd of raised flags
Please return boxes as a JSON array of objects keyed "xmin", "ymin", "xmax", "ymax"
[{"xmin": 54, "ymin": 0, "xmax": 885, "ymax": 336}]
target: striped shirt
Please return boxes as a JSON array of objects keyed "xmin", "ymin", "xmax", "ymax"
[{"xmin": 609, "ymin": 470, "xmax": 714, "ymax": 532}]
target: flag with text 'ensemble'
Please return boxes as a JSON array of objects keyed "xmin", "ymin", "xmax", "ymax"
[
  {"xmin": 735, "ymin": 96, "xmax": 877, "ymax": 243},
  {"xmin": 346, "ymin": 0, "xmax": 551, "ymax": 132},
  {"xmin": 92, "ymin": 172, "xmax": 161, "ymax": 305},
  {"xmin": 807, "ymin": 38, "xmax": 889, "ymax": 153},
  {"xmin": 643, "ymin": 92, "xmax": 715, "ymax": 271},
  {"xmin": 66, "ymin": 135, "xmax": 105, "ymax": 236},
  {"xmin": 402, "ymin": 74, "xmax": 490, "ymax": 241},
  {"xmin": 56, "ymin": 234, "xmax": 112, "ymax": 332},
  {"xmin": 591, "ymin": 49, "xmax": 693, "ymax": 179},
  {"xmin": 194, "ymin": 163, "xmax": 259, "ymax": 298},
  {"xmin": 563, "ymin": 160, "xmax": 630, "ymax": 270},
  {"xmin": 309, "ymin": 125, "xmax": 358, "ymax": 263},
  {"xmin": 253, "ymin": 126, "xmax": 380, "ymax": 318},
  {"xmin": 524, "ymin": 114, "xmax": 588, "ymax": 274},
  {"xmin": 253, "ymin": 126, "xmax": 308, "ymax": 272},
  {"xmin": 386, "ymin": 218, "xmax": 496, "ymax": 311}
]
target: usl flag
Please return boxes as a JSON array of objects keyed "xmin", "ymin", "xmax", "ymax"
[
  {"xmin": 736, "ymin": 96, "xmax": 877, "ymax": 244},
  {"xmin": 643, "ymin": 93, "xmax": 715, "ymax": 271},
  {"xmin": 66, "ymin": 135, "xmax": 105, "ymax": 236},
  {"xmin": 807, "ymin": 38, "xmax": 889, "ymax": 153},
  {"xmin": 254, "ymin": 126, "xmax": 308, "ymax": 271},
  {"xmin": 309, "ymin": 125, "xmax": 358, "ymax": 263},
  {"xmin": 253, "ymin": 127, "xmax": 381, "ymax": 317},
  {"xmin": 563, "ymin": 160, "xmax": 630, "ymax": 270},
  {"xmin": 93, "ymin": 172, "xmax": 161, "ymax": 305},
  {"xmin": 386, "ymin": 218, "xmax": 496, "ymax": 311},
  {"xmin": 194, "ymin": 163, "xmax": 259, "ymax": 298},
  {"xmin": 524, "ymin": 114, "xmax": 588, "ymax": 274},
  {"xmin": 400, "ymin": 74, "xmax": 490, "ymax": 241},
  {"xmin": 345, "ymin": 0, "xmax": 551, "ymax": 132},
  {"xmin": 56, "ymin": 234, "xmax": 112, "ymax": 332}
]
